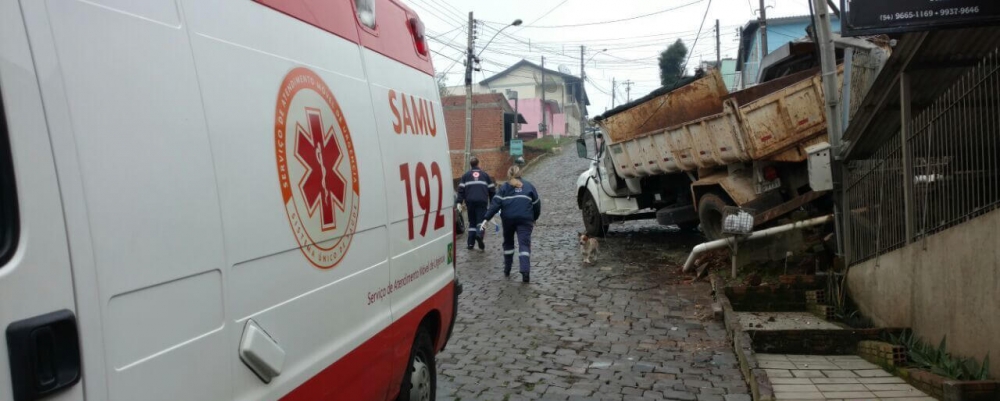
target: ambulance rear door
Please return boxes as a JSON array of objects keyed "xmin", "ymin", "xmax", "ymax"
[{"xmin": 0, "ymin": 1, "xmax": 83, "ymax": 400}]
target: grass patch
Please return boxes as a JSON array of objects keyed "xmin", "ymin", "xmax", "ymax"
[{"xmin": 523, "ymin": 136, "xmax": 575, "ymax": 152}]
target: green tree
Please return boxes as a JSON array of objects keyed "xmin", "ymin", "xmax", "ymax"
[
  {"xmin": 436, "ymin": 73, "xmax": 449, "ymax": 99},
  {"xmin": 658, "ymin": 39, "xmax": 688, "ymax": 87}
]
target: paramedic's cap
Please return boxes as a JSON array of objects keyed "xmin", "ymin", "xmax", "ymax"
[{"xmin": 515, "ymin": 157, "xmax": 526, "ymax": 166}]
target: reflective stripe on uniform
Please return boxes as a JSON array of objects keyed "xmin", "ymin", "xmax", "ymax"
[
  {"xmin": 463, "ymin": 181, "xmax": 488, "ymax": 186},
  {"xmin": 496, "ymin": 195, "xmax": 534, "ymax": 202},
  {"xmin": 503, "ymin": 250, "xmax": 515, "ymax": 255},
  {"xmin": 519, "ymin": 252, "xmax": 530, "ymax": 256},
  {"xmin": 532, "ymin": 199, "xmax": 540, "ymax": 204},
  {"xmin": 487, "ymin": 183, "xmax": 496, "ymax": 188}
]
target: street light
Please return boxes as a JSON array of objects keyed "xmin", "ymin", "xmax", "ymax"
[
  {"xmin": 585, "ymin": 48, "xmax": 607, "ymax": 65},
  {"xmin": 477, "ymin": 19, "xmax": 523, "ymax": 58},
  {"xmin": 465, "ymin": 17, "xmax": 522, "ymax": 169}
]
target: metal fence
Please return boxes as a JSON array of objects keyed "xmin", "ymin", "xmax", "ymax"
[
  {"xmin": 845, "ymin": 48, "xmax": 1000, "ymax": 265},
  {"xmin": 843, "ymin": 43, "xmax": 891, "ymax": 124}
]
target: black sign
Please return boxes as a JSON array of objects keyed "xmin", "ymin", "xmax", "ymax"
[{"xmin": 842, "ymin": 0, "xmax": 1000, "ymax": 36}]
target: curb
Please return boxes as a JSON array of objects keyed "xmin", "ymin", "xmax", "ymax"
[
  {"xmin": 520, "ymin": 144, "xmax": 569, "ymax": 176},
  {"xmin": 711, "ymin": 274, "xmax": 776, "ymax": 401}
]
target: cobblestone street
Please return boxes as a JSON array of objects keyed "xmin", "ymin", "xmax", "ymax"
[{"xmin": 439, "ymin": 147, "xmax": 751, "ymax": 400}]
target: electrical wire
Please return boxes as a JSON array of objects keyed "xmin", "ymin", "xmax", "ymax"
[
  {"xmin": 408, "ymin": 0, "xmax": 466, "ymax": 28},
  {"xmin": 511, "ymin": 0, "xmax": 705, "ymax": 29},
  {"xmin": 424, "ymin": 0, "xmax": 466, "ymax": 22},
  {"xmin": 524, "ymin": 0, "xmax": 570, "ymax": 26},
  {"xmin": 627, "ymin": 0, "xmax": 714, "ymax": 133}
]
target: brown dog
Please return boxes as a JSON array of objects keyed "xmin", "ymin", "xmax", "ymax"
[{"xmin": 578, "ymin": 232, "xmax": 599, "ymax": 264}]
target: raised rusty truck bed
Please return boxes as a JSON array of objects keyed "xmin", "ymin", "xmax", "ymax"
[
  {"xmin": 597, "ymin": 67, "xmax": 841, "ymax": 180},
  {"xmin": 596, "ymin": 71, "xmax": 728, "ymax": 144}
]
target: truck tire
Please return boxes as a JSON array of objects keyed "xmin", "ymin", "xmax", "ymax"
[
  {"xmin": 698, "ymin": 193, "xmax": 730, "ymax": 240},
  {"xmin": 676, "ymin": 221, "xmax": 700, "ymax": 232},
  {"xmin": 397, "ymin": 328, "xmax": 436, "ymax": 401},
  {"xmin": 581, "ymin": 194, "xmax": 609, "ymax": 237}
]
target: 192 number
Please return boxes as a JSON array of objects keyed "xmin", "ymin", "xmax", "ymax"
[{"xmin": 400, "ymin": 162, "xmax": 445, "ymax": 240}]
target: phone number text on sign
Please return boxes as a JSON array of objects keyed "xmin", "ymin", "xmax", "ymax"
[{"xmin": 880, "ymin": 6, "xmax": 981, "ymax": 21}]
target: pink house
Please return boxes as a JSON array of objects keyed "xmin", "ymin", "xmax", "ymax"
[
  {"xmin": 508, "ymin": 98, "xmax": 564, "ymax": 139},
  {"xmin": 474, "ymin": 59, "xmax": 589, "ymax": 138}
]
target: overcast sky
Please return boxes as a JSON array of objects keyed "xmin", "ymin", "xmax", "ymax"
[{"xmin": 413, "ymin": 0, "xmax": 823, "ymax": 115}]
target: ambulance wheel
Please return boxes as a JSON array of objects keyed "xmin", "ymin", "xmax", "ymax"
[
  {"xmin": 582, "ymin": 194, "xmax": 608, "ymax": 237},
  {"xmin": 698, "ymin": 193, "xmax": 730, "ymax": 240},
  {"xmin": 398, "ymin": 328, "xmax": 436, "ymax": 401}
]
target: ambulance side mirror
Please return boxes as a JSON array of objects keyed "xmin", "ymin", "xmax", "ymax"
[{"xmin": 576, "ymin": 138, "xmax": 588, "ymax": 159}]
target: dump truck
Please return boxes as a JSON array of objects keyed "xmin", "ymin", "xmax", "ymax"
[{"xmin": 575, "ymin": 66, "xmax": 847, "ymax": 239}]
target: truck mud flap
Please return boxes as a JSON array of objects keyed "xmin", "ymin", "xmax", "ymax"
[
  {"xmin": 655, "ymin": 204, "xmax": 698, "ymax": 226},
  {"xmin": 753, "ymin": 191, "xmax": 826, "ymax": 226}
]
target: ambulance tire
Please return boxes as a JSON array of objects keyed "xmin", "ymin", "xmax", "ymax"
[
  {"xmin": 398, "ymin": 328, "xmax": 436, "ymax": 401},
  {"xmin": 581, "ymin": 194, "xmax": 609, "ymax": 237}
]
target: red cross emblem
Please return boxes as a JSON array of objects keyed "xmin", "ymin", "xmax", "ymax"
[
  {"xmin": 275, "ymin": 67, "xmax": 360, "ymax": 269},
  {"xmin": 295, "ymin": 108, "xmax": 347, "ymax": 231}
]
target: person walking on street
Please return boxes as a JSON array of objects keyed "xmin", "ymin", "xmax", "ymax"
[
  {"xmin": 456, "ymin": 156, "xmax": 495, "ymax": 250},
  {"xmin": 481, "ymin": 165, "xmax": 541, "ymax": 283}
]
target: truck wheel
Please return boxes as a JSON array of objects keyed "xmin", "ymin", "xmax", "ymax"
[
  {"xmin": 698, "ymin": 193, "xmax": 729, "ymax": 240},
  {"xmin": 397, "ymin": 328, "xmax": 436, "ymax": 401},
  {"xmin": 581, "ymin": 194, "xmax": 609, "ymax": 237},
  {"xmin": 676, "ymin": 221, "xmax": 700, "ymax": 232}
]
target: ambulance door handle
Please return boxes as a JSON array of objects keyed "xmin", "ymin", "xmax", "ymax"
[
  {"xmin": 6, "ymin": 309, "xmax": 82, "ymax": 401},
  {"xmin": 239, "ymin": 319, "xmax": 285, "ymax": 384}
]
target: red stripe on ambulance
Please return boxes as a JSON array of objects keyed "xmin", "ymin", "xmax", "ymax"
[{"xmin": 281, "ymin": 282, "xmax": 456, "ymax": 401}]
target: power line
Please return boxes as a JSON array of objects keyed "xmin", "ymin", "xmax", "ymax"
[
  {"xmin": 525, "ymin": 0, "xmax": 570, "ymax": 26},
  {"xmin": 427, "ymin": 25, "xmax": 462, "ymax": 39},
  {"xmin": 408, "ymin": 0, "xmax": 465, "ymax": 28},
  {"xmin": 496, "ymin": 24, "xmax": 742, "ymax": 46},
  {"xmin": 424, "ymin": 0, "xmax": 466, "ymax": 22},
  {"xmin": 680, "ymin": 0, "xmax": 714, "ymax": 75},
  {"xmin": 430, "ymin": 48, "xmax": 462, "ymax": 64},
  {"xmin": 509, "ymin": 0, "xmax": 705, "ymax": 29}
]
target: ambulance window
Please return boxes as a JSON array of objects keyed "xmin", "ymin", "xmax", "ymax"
[
  {"xmin": 355, "ymin": 0, "xmax": 376, "ymax": 29},
  {"xmin": 0, "ymin": 97, "xmax": 18, "ymax": 267}
]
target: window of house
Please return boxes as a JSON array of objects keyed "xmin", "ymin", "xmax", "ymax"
[
  {"xmin": 0, "ymin": 96, "xmax": 18, "ymax": 267},
  {"xmin": 355, "ymin": 0, "xmax": 376, "ymax": 29}
]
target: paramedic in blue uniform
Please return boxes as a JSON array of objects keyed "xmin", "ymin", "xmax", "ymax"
[
  {"xmin": 481, "ymin": 165, "xmax": 541, "ymax": 283},
  {"xmin": 456, "ymin": 156, "xmax": 495, "ymax": 250}
]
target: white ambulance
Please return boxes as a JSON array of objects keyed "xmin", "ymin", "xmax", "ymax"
[{"xmin": 0, "ymin": 0, "xmax": 459, "ymax": 400}]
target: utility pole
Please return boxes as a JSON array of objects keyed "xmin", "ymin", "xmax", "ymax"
[
  {"xmin": 463, "ymin": 11, "xmax": 475, "ymax": 168},
  {"xmin": 738, "ymin": 28, "xmax": 746, "ymax": 89},
  {"xmin": 811, "ymin": 0, "xmax": 845, "ymax": 255},
  {"xmin": 623, "ymin": 80, "xmax": 634, "ymax": 103},
  {"xmin": 759, "ymin": 0, "xmax": 768, "ymax": 55},
  {"xmin": 540, "ymin": 56, "xmax": 547, "ymax": 136},
  {"xmin": 611, "ymin": 78, "xmax": 616, "ymax": 108},
  {"xmin": 580, "ymin": 45, "xmax": 586, "ymax": 137},
  {"xmin": 716, "ymin": 19, "xmax": 721, "ymax": 68}
]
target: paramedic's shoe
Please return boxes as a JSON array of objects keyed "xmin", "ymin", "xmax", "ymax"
[
  {"xmin": 521, "ymin": 272, "xmax": 529, "ymax": 283},
  {"xmin": 477, "ymin": 239, "xmax": 485, "ymax": 250},
  {"xmin": 503, "ymin": 265, "xmax": 511, "ymax": 278}
]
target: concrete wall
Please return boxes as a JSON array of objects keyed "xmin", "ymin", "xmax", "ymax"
[{"xmin": 847, "ymin": 208, "xmax": 1000, "ymax": 378}]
